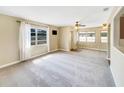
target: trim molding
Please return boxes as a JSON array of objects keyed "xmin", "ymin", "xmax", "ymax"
[
  {"xmin": 0, "ymin": 60, "xmax": 21, "ymax": 69},
  {"xmin": 0, "ymin": 48, "xmax": 107, "ymax": 69},
  {"xmin": 0, "ymin": 49, "xmax": 59, "ymax": 69},
  {"xmin": 110, "ymin": 66, "xmax": 117, "ymax": 87},
  {"xmin": 48, "ymin": 49, "xmax": 59, "ymax": 53},
  {"xmin": 59, "ymin": 49, "xmax": 70, "ymax": 52},
  {"xmin": 79, "ymin": 48, "xmax": 107, "ymax": 52}
]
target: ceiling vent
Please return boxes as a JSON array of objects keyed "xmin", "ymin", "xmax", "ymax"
[{"xmin": 103, "ymin": 7, "xmax": 109, "ymax": 12}]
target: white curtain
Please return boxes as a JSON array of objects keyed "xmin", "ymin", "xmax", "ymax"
[{"xmin": 19, "ymin": 22, "xmax": 31, "ymax": 61}]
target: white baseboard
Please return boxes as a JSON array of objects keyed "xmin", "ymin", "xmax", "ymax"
[
  {"xmin": 48, "ymin": 49, "xmax": 59, "ymax": 53},
  {"xmin": 59, "ymin": 49, "xmax": 70, "ymax": 52},
  {"xmin": 0, "ymin": 49, "xmax": 60, "ymax": 69},
  {"xmin": 79, "ymin": 48, "xmax": 107, "ymax": 52},
  {"xmin": 110, "ymin": 66, "xmax": 117, "ymax": 87},
  {"xmin": 22, "ymin": 49, "xmax": 59, "ymax": 61},
  {"xmin": 2, "ymin": 48, "xmax": 102, "ymax": 69},
  {"xmin": 0, "ymin": 60, "xmax": 21, "ymax": 69},
  {"xmin": 0, "ymin": 48, "xmax": 108, "ymax": 70}
]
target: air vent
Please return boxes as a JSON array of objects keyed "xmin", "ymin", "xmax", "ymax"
[{"xmin": 103, "ymin": 7, "xmax": 109, "ymax": 11}]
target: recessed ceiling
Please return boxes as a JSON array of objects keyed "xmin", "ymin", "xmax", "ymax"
[{"xmin": 0, "ymin": 6, "xmax": 114, "ymax": 27}]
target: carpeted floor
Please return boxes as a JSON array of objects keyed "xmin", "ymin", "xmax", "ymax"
[{"xmin": 0, "ymin": 49, "xmax": 115, "ymax": 87}]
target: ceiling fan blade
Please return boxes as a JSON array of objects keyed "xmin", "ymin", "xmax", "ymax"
[
  {"xmin": 75, "ymin": 21, "xmax": 86, "ymax": 27},
  {"xmin": 79, "ymin": 24, "xmax": 86, "ymax": 27}
]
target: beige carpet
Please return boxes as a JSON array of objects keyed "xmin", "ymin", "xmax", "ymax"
[{"xmin": 0, "ymin": 49, "xmax": 115, "ymax": 87}]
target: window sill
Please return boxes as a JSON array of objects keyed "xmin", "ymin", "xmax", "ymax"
[
  {"xmin": 31, "ymin": 44, "xmax": 47, "ymax": 47},
  {"xmin": 78, "ymin": 42, "xmax": 96, "ymax": 43}
]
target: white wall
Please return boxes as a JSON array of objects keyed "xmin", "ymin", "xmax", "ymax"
[
  {"xmin": 111, "ymin": 47, "xmax": 124, "ymax": 86},
  {"xmin": 49, "ymin": 26, "xmax": 59, "ymax": 51},
  {"xmin": 59, "ymin": 27, "xmax": 72, "ymax": 51},
  {"xmin": 109, "ymin": 6, "xmax": 124, "ymax": 86},
  {"xmin": 0, "ymin": 14, "xmax": 20, "ymax": 66},
  {"xmin": 58, "ymin": 26, "xmax": 78, "ymax": 51},
  {"xmin": 31, "ymin": 45, "xmax": 48, "ymax": 57}
]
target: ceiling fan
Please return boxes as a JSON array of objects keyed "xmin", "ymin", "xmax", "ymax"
[{"xmin": 75, "ymin": 21, "xmax": 86, "ymax": 30}]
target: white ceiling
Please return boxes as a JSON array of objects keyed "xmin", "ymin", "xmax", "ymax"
[{"xmin": 0, "ymin": 6, "xmax": 114, "ymax": 27}]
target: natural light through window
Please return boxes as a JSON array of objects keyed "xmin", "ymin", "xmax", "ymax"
[
  {"xmin": 32, "ymin": 55, "xmax": 52, "ymax": 64},
  {"xmin": 79, "ymin": 32, "xmax": 96, "ymax": 42},
  {"xmin": 31, "ymin": 28, "xmax": 47, "ymax": 46},
  {"xmin": 101, "ymin": 31, "xmax": 108, "ymax": 43},
  {"xmin": 79, "ymin": 32, "xmax": 87, "ymax": 42}
]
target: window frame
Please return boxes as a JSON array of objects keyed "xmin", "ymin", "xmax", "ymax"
[
  {"xmin": 79, "ymin": 32, "xmax": 87, "ymax": 42},
  {"xmin": 100, "ymin": 31, "xmax": 108, "ymax": 43},
  {"xmin": 31, "ymin": 27, "xmax": 47, "ymax": 46},
  {"xmin": 79, "ymin": 31, "xmax": 96, "ymax": 43},
  {"xmin": 86, "ymin": 32, "xmax": 96, "ymax": 42}
]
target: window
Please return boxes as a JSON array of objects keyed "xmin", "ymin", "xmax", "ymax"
[
  {"xmin": 79, "ymin": 32, "xmax": 87, "ymax": 42},
  {"xmin": 31, "ymin": 28, "xmax": 47, "ymax": 46},
  {"xmin": 31, "ymin": 28, "xmax": 36, "ymax": 45},
  {"xmin": 87, "ymin": 32, "xmax": 95, "ymax": 42},
  {"xmin": 101, "ymin": 31, "xmax": 108, "ymax": 43},
  {"xmin": 79, "ymin": 32, "xmax": 96, "ymax": 42},
  {"xmin": 37, "ymin": 29, "xmax": 47, "ymax": 44}
]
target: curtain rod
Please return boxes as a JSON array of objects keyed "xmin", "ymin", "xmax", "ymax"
[{"xmin": 16, "ymin": 20, "xmax": 49, "ymax": 28}]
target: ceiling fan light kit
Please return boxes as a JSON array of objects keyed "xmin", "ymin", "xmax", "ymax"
[
  {"xmin": 102, "ymin": 23, "xmax": 108, "ymax": 29},
  {"xmin": 75, "ymin": 21, "xmax": 86, "ymax": 31}
]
